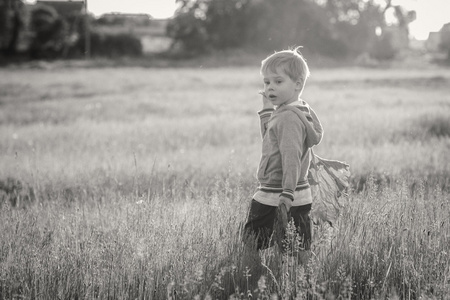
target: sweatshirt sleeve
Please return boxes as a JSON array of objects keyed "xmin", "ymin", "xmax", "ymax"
[
  {"xmin": 276, "ymin": 112, "xmax": 306, "ymax": 200},
  {"xmin": 257, "ymin": 108, "xmax": 275, "ymax": 139}
]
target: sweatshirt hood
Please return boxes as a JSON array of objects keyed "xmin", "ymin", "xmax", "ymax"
[{"xmin": 277, "ymin": 99, "xmax": 323, "ymax": 148}]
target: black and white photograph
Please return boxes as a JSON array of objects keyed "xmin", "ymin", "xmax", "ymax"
[{"xmin": 1, "ymin": 0, "xmax": 449, "ymax": 299}]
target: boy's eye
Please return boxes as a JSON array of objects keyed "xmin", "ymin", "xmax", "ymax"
[{"xmin": 276, "ymin": 80, "xmax": 282, "ymax": 84}]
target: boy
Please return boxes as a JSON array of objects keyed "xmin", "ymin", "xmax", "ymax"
[{"xmin": 244, "ymin": 47, "xmax": 323, "ymax": 254}]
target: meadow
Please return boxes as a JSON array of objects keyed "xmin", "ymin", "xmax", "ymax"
[{"xmin": 0, "ymin": 63, "xmax": 449, "ymax": 299}]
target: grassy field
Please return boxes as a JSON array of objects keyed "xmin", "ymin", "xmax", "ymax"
[{"xmin": 0, "ymin": 64, "xmax": 449, "ymax": 299}]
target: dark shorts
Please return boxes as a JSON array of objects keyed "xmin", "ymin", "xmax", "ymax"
[{"xmin": 243, "ymin": 200, "xmax": 312, "ymax": 251}]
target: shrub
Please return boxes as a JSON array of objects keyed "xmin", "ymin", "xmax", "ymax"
[
  {"xmin": 369, "ymin": 32, "xmax": 397, "ymax": 60},
  {"xmin": 69, "ymin": 31, "xmax": 143, "ymax": 58},
  {"xmin": 0, "ymin": 177, "xmax": 34, "ymax": 207},
  {"xmin": 394, "ymin": 113, "xmax": 450, "ymax": 142},
  {"xmin": 420, "ymin": 114, "xmax": 450, "ymax": 138}
]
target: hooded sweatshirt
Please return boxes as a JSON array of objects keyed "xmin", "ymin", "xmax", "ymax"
[{"xmin": 255, "ymin": 99, "xmax": 323, "ymax": 201}]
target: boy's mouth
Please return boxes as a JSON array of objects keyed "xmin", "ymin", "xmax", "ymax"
[{"xmin": 268, "ymin": 94, "xmax": 277, "ymax": 99}]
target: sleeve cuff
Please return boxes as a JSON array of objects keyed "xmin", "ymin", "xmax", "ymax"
[{"xmin": 280, "ymin": 190, "xmax": 294, "ymax": 200}]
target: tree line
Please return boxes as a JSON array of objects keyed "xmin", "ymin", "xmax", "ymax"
[
  {"xmin": 2, "ymin": 0, "xmax": 449, "ymax": 61},
  {"xmin": 167, "ymin": 0, "xmax": 417, "ymax": 60}
]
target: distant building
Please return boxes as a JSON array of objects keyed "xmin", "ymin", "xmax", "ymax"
[
  {"xmin": 441, "ymin": 23, "xmax": 450, "ymax": 47},
  {"xmin": 426, "ymin": 32, "xmax": 441, "ymax": 52},
  {"xmin": 443, "ymin": 23, "xmax": 450, "ymax": 32},
  {"xmin": 426, "ymin": 23, "xmax": 450, "ymax": 52},
  {"xmin": 98, "ymin": 13, "xmax": 151, "ymax": 26}
]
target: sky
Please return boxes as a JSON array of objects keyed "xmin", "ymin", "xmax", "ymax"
[
  {"xmin": 26, "ymin": 0, "xmax": 450, "ymax": 40},
  {"xmin": 395, "ymin": 0, "xmax": 450, "ymax": 40}
]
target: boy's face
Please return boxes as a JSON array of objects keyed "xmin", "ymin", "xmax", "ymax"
[{"xmin": 262, "ymin": 67, "xmax": 302, "ymax": 107}]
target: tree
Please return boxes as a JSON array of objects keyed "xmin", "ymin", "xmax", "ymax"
[
  {"xmin": 167, "ymin": 1, "xmax": 209, "ymax": 55},
  {"xmin": 245, "ymin": 0, "xmax": 346, "ymax": 56},
  {"xmin": 0, "ymin": 0, "xmax": 25, "ymax": 56},
  {"xmin": 168, "ymin": 0, "xmax": 342, "ymax": 56},
  {"xmin": 168, "ymin": 0, "xmax": 415, "ymax": 59},
  {"xmin": 167, "ymin": 0, "xmax": 251, "ymax": 54},
  {"xmin": 323, "ymin": 0, "xmax": 385, "ymax": 55},
  {"xmin": 29, "ymin": 4, "xmax": 69, "ymax": 58},
  {"xmin": 323, "ymin": 0, "xmax": 416, "ymax": 59}
]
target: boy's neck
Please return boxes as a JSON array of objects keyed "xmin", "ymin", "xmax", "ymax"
[{"xmin": 285, "ymin": 93, "xmax": 301, "ymax": 106}]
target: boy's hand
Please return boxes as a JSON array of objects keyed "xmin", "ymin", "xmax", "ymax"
[
  {"xmin": 278, "ymin": 197, "xmax": 291, "ymax": 229},
  {"xmin": 259, "ymin": 91, "xmax": 273, "ymax": 110},
  {"xmin": 279, "ymin": 196, "xmax": 293, "ymax": 212}
]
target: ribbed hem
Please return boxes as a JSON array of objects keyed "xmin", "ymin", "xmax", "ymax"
[
  {"xmin": 253, "ymin": 188, "xmax": 312, "ymax": 207},
  {"xmin": 257, "ymin": 108, "xmax": 275, "ymax": 117},
  {"xmin": 258, "ymin": 183, "xmax": 310, "ymax": 195}
]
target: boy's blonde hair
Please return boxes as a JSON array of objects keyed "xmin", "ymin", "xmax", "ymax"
[{"xmin": 261, "ymin": 47, "xmax": 310, "ymax": 83}]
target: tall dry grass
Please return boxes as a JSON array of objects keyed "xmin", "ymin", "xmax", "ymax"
[
  {"xmin": 0, "ymin": 65, "xmax": 449, "ymax": 299},
  {"xmin": 0, "ymin": 174, "xmax": 448, "ymax": 299}
]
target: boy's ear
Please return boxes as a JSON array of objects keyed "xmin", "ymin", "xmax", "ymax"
[{"xmin": 295, "ymin": 78, "xmax": 304, "ymax": 91}]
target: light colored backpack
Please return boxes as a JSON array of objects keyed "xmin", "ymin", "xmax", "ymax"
[{"xmin": 308, "ymin": 151, "xmax": 351, "ymax": 226}]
